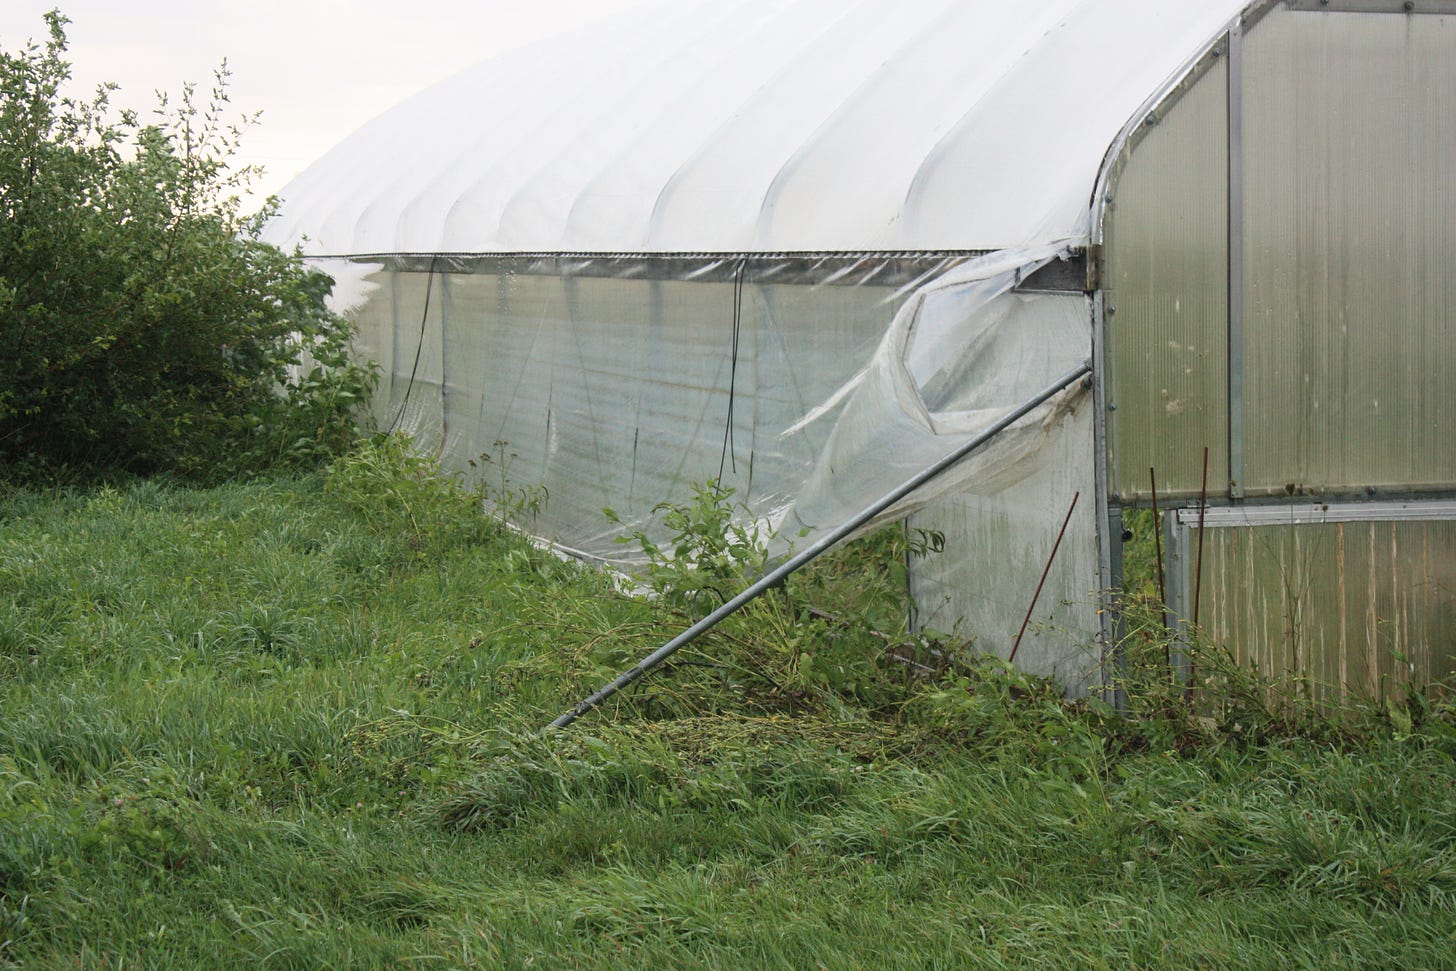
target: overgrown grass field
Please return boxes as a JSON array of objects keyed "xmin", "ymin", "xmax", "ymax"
[{"xmin": 2, "ymin": 442, "xmax": 1454, "ymax": 968}]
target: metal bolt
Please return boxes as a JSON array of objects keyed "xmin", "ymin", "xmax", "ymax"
[
  {"xmin": 1212, "ymin": 47, "xmax": 1224, "ymax": 57},
  {"xmin": 1107, "ymin": 402, "xmax": 1118, "ymax": 411},
  {"xmin": 1107, "ymin": 305, "xmax": 1116, "ymax": 315},
  {"xmin": 1404, "ymin": 1, "xmax": 1415, "ymax": 10}
]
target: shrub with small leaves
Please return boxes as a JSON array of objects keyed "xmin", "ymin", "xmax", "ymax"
[{"xmin": 0, "ymin": 12, "xmax": 375, "ymax": 481}]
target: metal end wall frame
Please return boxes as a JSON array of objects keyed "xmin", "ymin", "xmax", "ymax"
[
  {"xmin": 1088, "ymin": 12, "xmax": 1246, "ymax": 701},
  {"xmin": 1090, "ymin": 0, "xmax": 1456, "ymax": 500},
  {"xmin": 1089, "ymin": 0, "xmax": 1456, "ymax": 699}
]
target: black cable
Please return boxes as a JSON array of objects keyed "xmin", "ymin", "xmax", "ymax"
[
  {"xmin": 717, "ymin": 259, "xmax": 746, "ymax": 481},
  {"xmin": 387, "ymin": 255, "xmax": 439, "ymax": 434}
]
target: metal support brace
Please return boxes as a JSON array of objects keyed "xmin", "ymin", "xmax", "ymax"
[
  {"xmin": 1227, "ymin": 22, "xmax": 1246, "ymax": 500},
  {"xmin": 543, "ymin": 361, "xmax": 1093, "ymax": 733}
]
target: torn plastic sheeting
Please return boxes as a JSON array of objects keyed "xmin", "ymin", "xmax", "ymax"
[
  {"xmin": 780, "ymin": 242, "xmax": 1091, "ymax": 542},
  {"xmin": 321, "ymin": 244, "xmax": 1092, "ymax": 572}
]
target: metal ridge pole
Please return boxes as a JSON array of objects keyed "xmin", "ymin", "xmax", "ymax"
[{"xmin": 543, "ymin": 360, "xmax": 1093, "ymax": 733}]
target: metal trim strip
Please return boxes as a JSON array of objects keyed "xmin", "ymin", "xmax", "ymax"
[
  {"xmin": 1013, "ymin": 252, "xmax": 1092, "ymax": 293},
  {"xmin": 316, "ymin": 252, "xmax": 992, "ymax": 288},
  {"xmin": 1286, "ymin": 0, "xmax": 1456, "ymax": 12},
  {"xmin": 1174, "ymin": 500, "xmax": 1456, "ymax": 527}
]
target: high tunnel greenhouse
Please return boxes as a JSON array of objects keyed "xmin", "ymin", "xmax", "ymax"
[{"xmin": 265, "ymin": 0, "xmax": 1456, "ymax": 700}]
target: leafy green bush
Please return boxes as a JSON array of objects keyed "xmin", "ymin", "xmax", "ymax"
[{"xmin": 0, "ymin": 12, "xmax": 374, "ymax": 481}]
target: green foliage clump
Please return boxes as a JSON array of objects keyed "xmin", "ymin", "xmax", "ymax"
[
  {"xmin": 606, "ymin": 480, "xmax": 946, "ymax": 717},
  {"xmin": 0, "ymin": 12, "xmax": 374, "ymax": 481},
  {"xmin": 607, "ymin": 480, "xmax": 770, "ymax": 617}
]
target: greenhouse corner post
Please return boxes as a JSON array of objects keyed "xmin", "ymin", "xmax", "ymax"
[{"xmin": 543, "ymin": 360, "xmax": 1093, "ymax": 734}]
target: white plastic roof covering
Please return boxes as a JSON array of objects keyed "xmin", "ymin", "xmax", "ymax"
[{"xmin": 265, "ymin": 0, "xmax": 1247, "ymax": 257}]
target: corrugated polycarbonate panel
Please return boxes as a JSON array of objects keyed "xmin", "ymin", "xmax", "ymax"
[
  {"xmin": 1171, "ymin": 507, "xmax": 1456, "ymax": 703},
  {"xmin": 1241, "ymin": 8, "xmax": 1456, "ymax": 494},
  {"xmin": 1106, "ymin": 56, "xmax": 1229, "ymax": 501},
  {"xmin": 909, "ymin": 403, "xmax": 1101, "ymax": 695}
]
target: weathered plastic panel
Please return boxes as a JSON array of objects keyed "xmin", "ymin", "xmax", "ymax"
[
  {"xmin": 1106, "ymin": 56, "xmax": 1229, "ymax": 502},
  {"xmin": 364, "ymin": 261, "xmax": 908, "ymax": 560},
  {"xmin": 744, "ymin": 281, "xmax": 906, "ymax": 508},
  {"xmin": 1169, "ymin": 505, "xmax": 1456, "ymax": 703},
  {"xmin": 345, "ymin": 267, "xmax": 395, "ymax": 429},
  {"xmin": 356, "ymin": 270, "xmax": 446, "ymax": 454},
  {"xmin": 910, "ymin": 379, "xmax": 1101, "ymax": 696},
  {"xmin": 336, "ymin": 252, "xmax": 1102, "ymax": 699},
  {"xmin": 1241, "ymin": 7, "xmax": 1456, "ymax": 494}
]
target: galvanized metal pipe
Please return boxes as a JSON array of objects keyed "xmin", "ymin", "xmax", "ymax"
[{"xmin": 543, "ymin": 361, "xmax": 1092, "ymax": 733}]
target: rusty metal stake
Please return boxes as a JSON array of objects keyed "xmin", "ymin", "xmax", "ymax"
[
  {"xmin": 1149, "ymin": 467, "xmax": 1167, "ymax": 610},
  {"xmin": 1010, "ymin": 490, "xmax": 1080, "ymax": 664},
  {"xmin": 1188, "ymin": 446, "xmax": 1209, "ymax": 695}
]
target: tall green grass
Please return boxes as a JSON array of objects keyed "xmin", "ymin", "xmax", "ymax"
[{"xmin": 1, "ymin": 442, "xmax": 1453, "ymax": 968}]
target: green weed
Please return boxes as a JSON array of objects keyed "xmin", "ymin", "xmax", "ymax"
[{"xmin": 604, "ymin": 479, "xmax": 946, "ymax": 718}]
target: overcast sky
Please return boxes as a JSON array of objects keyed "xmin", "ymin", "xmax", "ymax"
[{"xmin": 0, "ymin": 1, "xmax": 648, "ymax": 213}]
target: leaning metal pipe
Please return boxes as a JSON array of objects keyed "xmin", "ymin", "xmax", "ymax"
[{"xmin": 543, "ymin": 360, "xmax": 1093, "ymax": 733}]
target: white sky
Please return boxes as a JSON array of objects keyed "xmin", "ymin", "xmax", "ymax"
[{"xmin": 0, "ymin": 1, "xmax": 648, "ymax": 214}]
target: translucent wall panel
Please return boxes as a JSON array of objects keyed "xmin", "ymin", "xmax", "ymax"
[
  {"xmin": 345, "ymin": 268, "xmax": 396, "ymax": 430},
  {"xmin": 781, "ymin": 253, "xmax": 1091, "ymax": 535},
  {"xmin": 909, "ymin": 404, "xmax": 1100, "ymax": 695},
  {"xmin": 1241, "ymin": 8, "xmax": 1456, "ymax": 494},
  {"xmin": 1105, "ymin": 56, "xmax": 1229, "ymax": 501},
  {"xmin": 328, "ymin": 251, "xmax": 1103, "ymax": 692},
  {"xmin": 357, "ymin": 271, "xmax": 446, "ymax": 454},
  {"xmin": 364, "ymin": 257, "xmax": 918, "ymax": 562},
  {"xmin": 741, "ymin": 282, "xmax": 901, "ymax": 511},
  {"xmin": 1169, "ymin": 505, "xmax": 1456, "ymax": 704}
]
